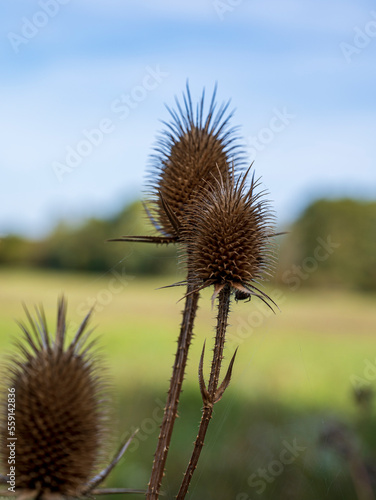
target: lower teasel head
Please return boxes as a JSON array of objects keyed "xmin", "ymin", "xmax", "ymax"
[{"xmin": 0, "ymin": 298, "xmax": 143, "ymax": 499}]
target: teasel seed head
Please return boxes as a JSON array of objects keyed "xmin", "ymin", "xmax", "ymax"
[
  {"xmin": 0, "ymin": 298, "xmax": 109, "ymax": 499},
  {"xmin": 145, "ymin": 82, "xmax": 246, "ymax": 240},
  {"xmin": 183, "ymin": 167, "xmax": 278, "ymax": 310}
]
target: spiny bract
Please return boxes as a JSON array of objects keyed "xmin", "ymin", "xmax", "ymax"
[
  {"xmin": 146, "ymin": 83, "xmax": 246, "ymax": 239},
  {"xmin": 0, "ymin": 298, "xmax": 107, "ymax": 499},
  {"xmin": 184, "ymin": 168, "xmax": 277, "ymax": 308}
]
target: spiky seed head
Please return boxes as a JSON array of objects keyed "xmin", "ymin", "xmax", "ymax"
[
  {"xmin": 146, "ymin": 83, "xmax": 246, "ymax": 238},
  {"xmin": 183, "ymin": 168, "xmax": 277, "ymax": 307},
  {"xmin": 0, "ymin": 298, "xmax": 108, "ymax": 499}
]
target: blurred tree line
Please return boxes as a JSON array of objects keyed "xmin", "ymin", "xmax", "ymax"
[
  {"xmin": 275, "ymin": 198, "xmax": 376, "ymax": 292},
  {"xmin": 1, "ymin": 198, "xmax": 375, "ymax": 290},
  {"xmin": 0, "ymin": 202, "xmax": 177, "ymax": 276}
]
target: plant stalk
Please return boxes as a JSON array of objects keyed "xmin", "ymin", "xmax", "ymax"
[
  {"xmin": 348, "ymin": 455, "xmax": 375, "ymax": 500},
  {"xmin": 176, "ymin": 285, "xmax": 231, "ymax": 499},
  {"xmin": 147, "ymin": 281, "xmax": 200, "ymax": 500}
]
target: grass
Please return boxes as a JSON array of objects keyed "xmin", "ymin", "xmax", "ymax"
[
  {"xmin": 1, "ymin": 267, "xmax": 375, "ymax": 410},
  {"xmin": 1, "ymin": 267, "xmax": 376, "ymax": 499}
]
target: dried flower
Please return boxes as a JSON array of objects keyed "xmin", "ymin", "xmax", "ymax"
[
  {"xmin": 0, "ymin": 298, "xmax": 143, "ymax": 499},
  {"xmin": 177, "ymin": 169, "xmax": 278, "ymax": 498},
  {"xmin": 183, "ymin": 167, "xmax": 277, "ymax": 309},
  {"xmin": 111, "ymin": 83, "xmax": 245, "ymax": 245}
]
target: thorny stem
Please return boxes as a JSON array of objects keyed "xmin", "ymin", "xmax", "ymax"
[
  {"xmin": 348, "ymin": 455, "xmax": 375, "ymax": 500},
  {"xmin": 147, "ymin": 280, "xmax": 200, "ymax": 500},
  {"xmin": 176, "ymin": 285, "xmax": 231, "ymax": 500}
]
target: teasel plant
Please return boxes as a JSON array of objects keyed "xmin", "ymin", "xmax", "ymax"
[
  {"xmin": 0, "ymin": 297, "xmax": 144, "ymax": 499},
  {"xmin": 109, "ymin": 84, "xmax": 246, "ymax": 499},
  {"xmin": 176, "ymin": 167, "xmax": 279, "ymax": 499}
]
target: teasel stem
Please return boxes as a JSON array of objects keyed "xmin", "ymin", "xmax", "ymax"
[
  {"xmin": 176, "ymin": 284, "xmax": 234, "ymax": 500},
  {"xmin": 348, "ymin": 457, "xmax": 375, "ymax": 500},
  {"xmin": 147, "ymin": 278, "xmax": 200, "ymax": 500}
]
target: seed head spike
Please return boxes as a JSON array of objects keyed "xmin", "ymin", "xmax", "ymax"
[
  {"xmin": 211, "ymin": 284, "xmax": 225, "ymax": 310},
  {"xmin": 90, "ymin": 488, "xmax": 147, "ymax": 495},
  {"xmin": 82, "ymin": 429, "xmax": 139, "ymax": 494},
  {"xmin": 158, "ymin": 191, "xmax": 181, "ymax": 234},
  {"xmin": 54, "ymin": 295, "xmax": 66, "ymax": 352},
  {"xmin": 107, "ymin": 235, "xmax": 177, "ymax": 244}
]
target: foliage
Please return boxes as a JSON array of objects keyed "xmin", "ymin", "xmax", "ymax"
[
  {"xmin": 0, "ymin": 202, "xmax": 177, "ymax": 275},
  {"xmin": 2, "ymin": 197, "xmax": 376, "ymax": 291},
  {"xmin": 1, "ymin": 270, "xmax": 376, "ymax": 499},
  {"xmin": 276, "ymin": 198, "xmax": 376, "ymax": 291}
]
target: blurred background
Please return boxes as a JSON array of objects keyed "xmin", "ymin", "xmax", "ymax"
[{"xmin": 1, "ymin": 1, "xmax": 376, "ymax": 499}]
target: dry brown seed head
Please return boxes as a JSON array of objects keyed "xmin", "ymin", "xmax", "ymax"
[
  {"xmin": 0, "ymin": 298, "xmax": 108, "ymax": 499},
  {"xmin": 146, "ymin": 83, "xmax": 246, "ymax": 238},
  {"xmin": 183, "ymin": 168, "xmax": 277, "ymax": 307}
]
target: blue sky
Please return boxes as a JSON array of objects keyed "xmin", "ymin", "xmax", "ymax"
[{"xmin": 1, "ymin": 0, "xmax": 375, "ymax": 238}]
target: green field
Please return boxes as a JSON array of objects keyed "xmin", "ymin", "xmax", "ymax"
[{"xmin": 1, "ymin": 268, "xmax": 376, "ymax": 499}]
